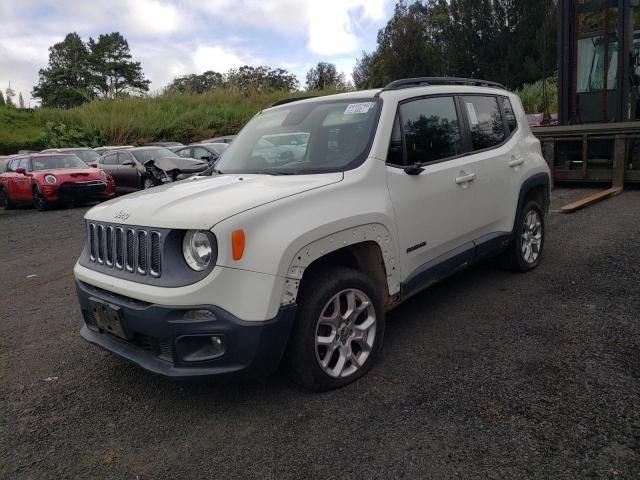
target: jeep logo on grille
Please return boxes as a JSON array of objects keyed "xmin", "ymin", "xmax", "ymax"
[{"xmin": 114, "ymin": 210, "xmax": 131, "ymax": 221}]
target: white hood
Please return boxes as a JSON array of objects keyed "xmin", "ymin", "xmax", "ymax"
[{"xmin": 85, "ymin": 173, "xmax": 343, "ymax": 229}]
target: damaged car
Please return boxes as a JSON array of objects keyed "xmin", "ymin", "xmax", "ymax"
[{"xmin": 96, "ymin": 147, "xmax": 208, "ymax": 194}]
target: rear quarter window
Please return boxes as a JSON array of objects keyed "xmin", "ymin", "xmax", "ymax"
[
  {"xmin": 462, "ymin": 96, "xmax": 506, "ymax": 150},
  {"xmin": 501, "ymin": 97, "xmax": 518, "ymax": 133}
]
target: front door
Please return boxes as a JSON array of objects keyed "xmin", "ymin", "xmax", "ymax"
[{"xmin": 385, "ymin": 95, "xmax": 479, "ymax": 288}]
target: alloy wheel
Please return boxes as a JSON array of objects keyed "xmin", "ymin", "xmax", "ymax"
[
  {"xmin": 315, "ymin": 288, "xmax": 377, "ymax": 378},
  {"xmin": 521, "ymin": 209, "xmax": 542, "ymax": 264}
]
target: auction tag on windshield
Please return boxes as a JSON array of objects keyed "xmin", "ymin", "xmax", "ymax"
[
  {"xmin": 465, "ymin": 102, "xmax": 479, "ymax": 125},
  {"xmin": 344, "ymin": 102, "xmax": 374, "ymax": 114}
]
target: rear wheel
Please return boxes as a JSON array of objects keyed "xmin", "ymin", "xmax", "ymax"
[
  {"xmin": 500, "ymin": 199, "xmax": 545, "ymax": 272},
  {"xmin": 0, "ymin": 188, "xmax": 15, "ymax": 210},
  {"xmin": 284, "ymin": 267, "xmax": 385, "ymax": 391},
  {"xmin": 32, "ymin": 185, "xmax": 50, "ymax": 211}
]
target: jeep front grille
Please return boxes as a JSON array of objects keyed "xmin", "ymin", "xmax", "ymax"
[{"xmin": 87, "ymin": 222, "xmax": 161, "ymax": 278}]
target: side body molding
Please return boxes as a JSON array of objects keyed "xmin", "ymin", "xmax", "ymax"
[{"xmin": 281, "ymin": 223, "xmax": 401, "ymax": 306}]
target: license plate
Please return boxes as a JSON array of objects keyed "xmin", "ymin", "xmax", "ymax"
[{"xmin": 90, "ymin": 299, "xmax": 128, "ymax": 340}]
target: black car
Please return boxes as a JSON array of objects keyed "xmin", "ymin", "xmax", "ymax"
[
  {"xmin": 174, "ymin": 143, "xmax": 228, "ymax": 163},
  {"xmin": 41, "ymin": 148, "xmax": 101, "ymax": 165},
  {"xmin": 97, "ymin": 147, "xmax": 208, "ymax": 193}
]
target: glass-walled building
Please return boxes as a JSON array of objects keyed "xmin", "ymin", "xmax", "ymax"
[{"xmin": 559, "ymin": 0, "xmax": 640, "ymax": 124}]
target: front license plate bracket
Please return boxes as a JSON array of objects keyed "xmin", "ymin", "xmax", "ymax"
[{"xmin": 90, "ymin": 298, "xmax": 128, "ymax": 340}]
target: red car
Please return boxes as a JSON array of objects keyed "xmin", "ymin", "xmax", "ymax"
[{"xmin": 0, "ymin": 153, "xmax": 116, "ymax": 211}]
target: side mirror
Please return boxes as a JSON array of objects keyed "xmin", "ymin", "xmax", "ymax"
[
  {"xmin": 15, "ymin": 167, "xmax": 26, "ymax": 175},
  {"xmin": 404, "ymin": 163, "xmax": 424, "ymax": 176},
  {"xmin": 122, "ymin": 161, "xmax": 135, "ymax": 166}
]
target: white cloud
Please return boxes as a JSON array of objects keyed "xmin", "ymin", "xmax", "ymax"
[
  {"xmin": 193, "ymin": 45, "xmax": 258, "ymax": 73},
  {"xmin": 124, "ymin": 0, "xmax": 185, "ymax": 35}
]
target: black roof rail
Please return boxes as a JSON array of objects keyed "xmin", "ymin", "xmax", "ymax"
[
  {"xmin": 382, "ymin": 77, "xmax": 506, "ymax": 91},
  {"xmin": 268, "ymin": 96, "xmax": 317, "ymax": 108}
]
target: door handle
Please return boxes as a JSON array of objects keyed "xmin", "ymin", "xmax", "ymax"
[
  {"xmin": 455, "ymin": 172, "xmax": 476, "ymax": 184},
  {"xmin": 509, "ymin": 158, "xmax": 524, "ymax": 168}
]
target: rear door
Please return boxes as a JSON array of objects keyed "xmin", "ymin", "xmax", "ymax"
[
  {"xmin": 457, "ymin": 95, "xmax": 518, "ymax": 241},
  {"xmin": 385, "ymin": 95, "xmax": 480, "ymax": 287}
]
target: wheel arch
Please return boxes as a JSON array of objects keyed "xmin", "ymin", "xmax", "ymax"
[
  {"xmin": 281, "ymin": 224, "xmax": 401, "ymax": 309},
  {"xmin": 516, "ymin": 173, "xmax": 550, "ymax": 221}
]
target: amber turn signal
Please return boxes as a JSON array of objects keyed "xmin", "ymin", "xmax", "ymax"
[{"xmin": 231, "ymin": 229, "xmax": 245, "ymax": 260}]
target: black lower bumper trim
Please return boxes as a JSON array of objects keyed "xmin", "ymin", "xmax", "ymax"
[{"xmin": 76, "ymin": 281, "xmax": 296, "ymax": 379}]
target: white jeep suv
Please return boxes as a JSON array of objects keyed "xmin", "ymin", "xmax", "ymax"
[{"xmin": 74, "ymin": 78, "xmax": 550, "ymax": 391}]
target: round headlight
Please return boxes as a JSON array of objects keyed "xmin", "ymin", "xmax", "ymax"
[
  {"xmin": 183, "ymin": 230, "xmax": 212, "ymax": 271},
  {"xmin": 45, "ymin": 175, "xmax": 57, "ymax": 184}
]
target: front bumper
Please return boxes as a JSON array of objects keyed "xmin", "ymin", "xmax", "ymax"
[
  {"xmin": 45, "ymin": 181, "xmax": 115, "ymax": 202},
  {"xmin": 76, "ymin": 280, "xmax": 296, "ymax": 379}
]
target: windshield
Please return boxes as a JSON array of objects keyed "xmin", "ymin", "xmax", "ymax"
[
  {"xmin": 132, "ymin": 148, "xmax": 180, "ymax": 163},
  {"xmin": 201, "ymin": 143, "xmax": 229, "ymax": 155},
  {"xmin": 32, "ymin": 155, "xmax": 88, "ymax": 171},
  {"xmin": 215, "ymin": 98, "xmax": 381, "ymax": 174},
  {"xmin": 63, "ymin": 150, "xmax": 99, "ymax": 163}
]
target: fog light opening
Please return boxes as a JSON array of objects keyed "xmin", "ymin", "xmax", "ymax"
[
  {"xmin": 175, "ymin": 334, "xmax": 226, "ymax": 362},
  {"xmin": 182, "ymin": 309, "xmax": 217, "ymax": 322}
]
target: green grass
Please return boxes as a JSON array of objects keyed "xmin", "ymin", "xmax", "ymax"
[
  {"xmin": 0, "ymin": 108, "xmax": 47, "ymax": 154},
  {"xmin": 0, "ymin": 80, "xmax": 558, "ymax": 154},
  {"xmin": 515, "ymin": 76, "xmax": 558, "ymax": 114}
]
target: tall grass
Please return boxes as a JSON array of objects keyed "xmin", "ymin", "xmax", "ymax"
[
  {"xmin": 515, "ymin": 75, "xmax": 558, "ymax": 114},
  {"xmin": 1, "ymin": 80, "xmax": 558, "ymax": 154},
  {"xmin": 34, "ymin": 89, "xmax": 334, "ymax": 147},
  {"xmin": 0, "ymin": 107, "xmax": 47, "ymax": 153}
]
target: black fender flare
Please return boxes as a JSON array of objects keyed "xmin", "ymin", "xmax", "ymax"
[{"xmin": 511, "ymin": 172, "xmax": 550, "ymax": 239}]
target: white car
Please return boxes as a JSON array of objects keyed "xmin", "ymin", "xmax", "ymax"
[{"xmin": 74, "ymin": 78, "xmax": 550, "ymax": 391}]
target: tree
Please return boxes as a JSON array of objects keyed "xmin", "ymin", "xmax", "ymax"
[
  {"xmin": 0, "ymin": 91, "xmax": 5, "ymax": 107},
  {"xmin": 226, "ymin": 66, "xmax": 298, "ymax": 94},
  {"xmin": 18, "ymin": 92, "xmax": 25, "ymax": 108},
  {"xmin": 32, "ymin": 32, "xmax": 93, "ymax": 108},
  {"xmin": 5, "ymin": 83, "xmax": 16, "ymax": 108},
  {"xmin": 305, "ymin": 62, "xmax": 346, "ymax": 91},
  {"xmin": 351, "ymin": 0, "xmax": 449, "ymax": 89},
  {"xmin": 165, "ymin": 71, "xmax": 225, "ymax": 94},
  {"xmin": 88, "ymin": 32, "xmax": 150, "ymax": 98}
]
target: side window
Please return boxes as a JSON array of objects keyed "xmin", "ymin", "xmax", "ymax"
[
  {"xmin": 399, "ymin": 96, "xmax": 461, "ymax": 164},
  {"xmin": 102, "ymin": 154, "xmax": 118, "ymax": 165},
  {"xmin": 462, "ymin": 96, "xmax": 505, "ymax": 150},
  {"xmin": 177, "ymin": 148, "xmax": 192, "ymax": 158},
  {"xmin": 501, "ymin": 97, "xmax": 518, "ymax": 133},
  {"xmin": 193, "ymin": 147, "xmax": 212, "ymax": 160},
  {"xmin": 19, "ymin": 158, "xmax": 31, "ymax": 171},
  {"xmin": 7, "ymin": 159, "xmax": 19, "ymax": 172},
  {"xmin": 118, "ymin": 152, "xmax": 134, "ymax": 164}
]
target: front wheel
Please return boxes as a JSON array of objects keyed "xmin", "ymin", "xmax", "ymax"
[
  {"xmin": 142, "ymin": 177, "xmax": 156, "ymax": 190},
  {"xmin": 500, "ymin": 199, "xmax": 545, "ymax": 272},
  {"xmin": 32, "ymin": 185, "xmax": 50, "ymax": 211},
  {"xmin": 284, "ymin": 267, "xmax": 385, "ymax": 391}
]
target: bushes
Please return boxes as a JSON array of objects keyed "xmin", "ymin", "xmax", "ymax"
[
  {"xmin": 0, "ymin": 108, "xmax": 46, "ymax": 154},
  {"xmin": 515, "ymin": 74, "xmax": 558, "ymax": 114},
  {"xmin": 34, "ymin": 89, "xmax": 319, "ymax": 147}
]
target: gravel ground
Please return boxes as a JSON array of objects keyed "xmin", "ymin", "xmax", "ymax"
[{"xmin": 1, "ymin": 187, "xmax": 639, "ymax": 479}]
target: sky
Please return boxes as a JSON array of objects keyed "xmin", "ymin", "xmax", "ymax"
[{"xmin": 0, "ymin": 0, "xmax": 394, "ymax": 105}]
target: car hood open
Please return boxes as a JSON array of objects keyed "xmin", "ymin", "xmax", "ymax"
[{"xmin": 85, "ymin": 172, "xmax": 343, "ymax": 229}]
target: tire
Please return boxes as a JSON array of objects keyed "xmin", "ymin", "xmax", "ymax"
[
  {"xmin": 32, "ymin": 185, "xmax": 50, "ymax": 211},
  {"xmin": 0, "ymin": 188, "xmax": 15, "ymax": 210},
  {"xmin": 284, "ymin": 266, "xmax": 385, "ymax": 391},
  {"xmin": 500, "ymin": 199, "xmax": 545, "ymax": 272},
  {"xmin": 142, "ymin": 177, "xmax": 156, "ymax": 190}
]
